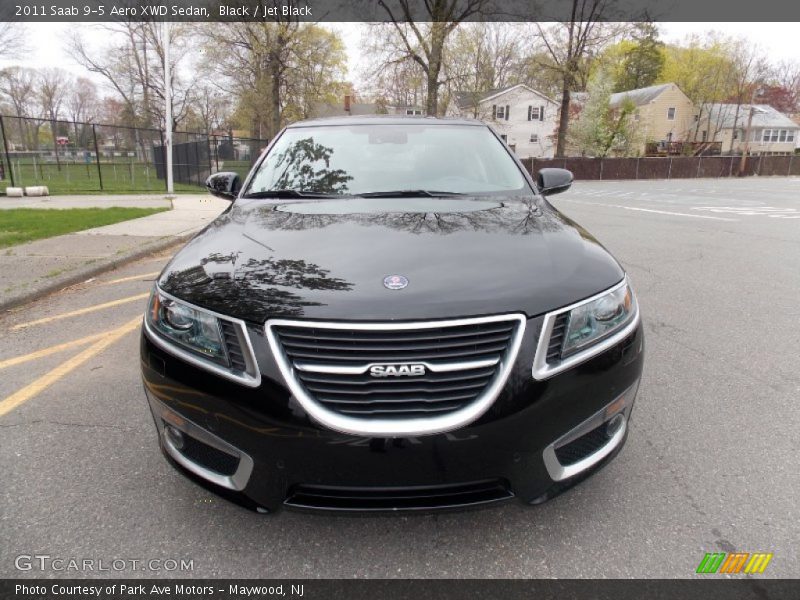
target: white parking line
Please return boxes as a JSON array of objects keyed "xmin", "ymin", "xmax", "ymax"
[{"xmin": 559, "ymin": 199, "xmax": 738, "ymax": 221}]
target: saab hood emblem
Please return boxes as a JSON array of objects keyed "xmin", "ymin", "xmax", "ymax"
[
  {"xmin": 369, "ymin": 364, "xmax": 426, "ymax": 378},
  {"xmin": 383, "ymin": 274, "xmax": 409, "ymax": 290}
]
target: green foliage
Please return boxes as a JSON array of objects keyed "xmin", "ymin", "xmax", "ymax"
[
  {"xmin": 611, "ymin": 23, "xmax": 665, "ymax": 92},
  {"xmin": 569, "ymin": 71, "xmax": 641, "ymax": 157},
  {"xmin": 657, "ymin": 34, "xmax": 737, "ymax": 104},
  {"xmin": 0, "ymin": 207, "xmax": 169, "ymax": 248}
]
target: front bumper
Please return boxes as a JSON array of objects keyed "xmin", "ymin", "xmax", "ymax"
[{"xmin": 141, "ymin": 316, "xmax": 644, "ymax": 512}]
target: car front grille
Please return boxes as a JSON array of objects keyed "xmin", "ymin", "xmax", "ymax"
[{"xmin": 267, "ymin": 315, "xmax": 526, "ymax": 436}]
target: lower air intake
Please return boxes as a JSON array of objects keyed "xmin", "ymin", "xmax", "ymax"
[{"xmin": 284, "ymin": 479, "xmax": 513, "ymax": 511}]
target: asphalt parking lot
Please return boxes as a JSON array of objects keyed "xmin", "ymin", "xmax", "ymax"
[{"xmin": 1, "ymin": 177, "xmax": 798, "ymax": 578}]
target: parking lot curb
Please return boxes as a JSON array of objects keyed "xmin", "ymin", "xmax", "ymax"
[{"xmin": 0, "ymin": 235, "xmax": 189, "ymax": 313}]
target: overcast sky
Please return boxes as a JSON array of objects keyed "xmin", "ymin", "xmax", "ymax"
[{"xmin": 1, "ymin": 22, "xmax": 797, "ymax": 92}]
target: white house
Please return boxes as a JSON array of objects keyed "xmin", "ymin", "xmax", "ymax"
[
  {"xmin": 449, "ymin": 84, "xmax": 560, "ymax": 158},
  {"xmin": 699, "ymin": 104, "xmax": 799, "ymax": 155}
]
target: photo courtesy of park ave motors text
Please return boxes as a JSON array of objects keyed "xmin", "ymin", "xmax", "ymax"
[{"xmin": 0, "ymin": 0, "xmax": 799, "ymax": 589}]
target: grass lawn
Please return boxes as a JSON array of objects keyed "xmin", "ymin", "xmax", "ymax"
[
  {"xmin": 2, "ymin": 160, "xmax": 254, "ymax": 195},
  {"xmin": 0, "ymin": 207, "xmax": 169, "ymax": 248}
]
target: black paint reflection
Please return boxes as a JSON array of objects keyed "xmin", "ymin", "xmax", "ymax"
[
  {"xmin": 162, "ymin": 252, "xmax": 354, "ymax": 320},
  {"xmin": 253, "ymin": 198, "xmax": 567, "ymax": 236}
]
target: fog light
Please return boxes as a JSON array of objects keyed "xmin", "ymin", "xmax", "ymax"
[
  {"xmin": 606, "ymin": 413, "xmax": 625, "ymax": 436},
  {"xmin": 165, "ymin": 424, "xmax": 185, "ymax": 450}
]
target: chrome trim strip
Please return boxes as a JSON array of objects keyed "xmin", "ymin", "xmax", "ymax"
[
  {"xmin": 144, "ymin": 287, "xmax": 261, "ymax": 388},
  {"xmin": 531, "ymin": 276, "xmax": 640, "ymax": 381},
  {"xmin": 266, "ymin": 314, "xmax": 526, "ymax": 437},
  {"xmin": 146, "ymin": 392, "xmax": 254, "ymax": 491},
  {"xmin": 294, "ymin": 358, "xmax": 500, "ymax": 375}
]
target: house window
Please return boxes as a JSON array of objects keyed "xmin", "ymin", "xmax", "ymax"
[
  {"xmin": 701, "ymin": 130, "xmax": 707, "ymax": 142},
  {"xmin": 788, "ymin": 131, "xmax": 796, "ymax": 142},
  {"xmin": 496, "ymin": 105, "xmax": 506, "ymax": 119},
  {"xmin": 779, "ymin": 130, "xmax": 787, "ymax": 142},
  {"xmin": 667, "ymin": 107, "xmax": 676, "ymax": 120},
  {"xmin": 530, "ymin": 133, "xmax": 539, "ymax": 143},
  {"xmin": 529, "ymin": 106, "xmax": 539, "ymax": 120},
  {"xmin": 405, "ymin": 109, "xmax": 422, "ymax": 115},
  {"xmin": 769, "ymin": 130, "xmax": 779, "ymax": 142},
  {"xmin": 755, "ymin": 130, "xmax": 763, "ymax": 142},
  {"xmin": 733, "ymin": 130, "xmax": 739, "ymax": 140}
]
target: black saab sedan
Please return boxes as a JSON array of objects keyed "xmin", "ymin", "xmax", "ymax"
[{"xmin": 141, "ymin": 116, "xmax": 644, "ymax": 512}]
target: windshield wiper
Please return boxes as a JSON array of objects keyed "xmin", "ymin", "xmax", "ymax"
[
  {"xmin": 242, "ymin": 189, "xmax": 341, "ymax": 199},
  {"xmin": 357, "ymin": 190, "xmax": 466, "ymax": 198}
]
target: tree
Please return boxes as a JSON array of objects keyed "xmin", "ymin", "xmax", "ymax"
[
  {"xmin": 203, "ymin": 21, "xmax": 346, "ymax": 139},
  {"xmin": 69, "ymin": 23, "xmax": 195, "ymax": 130},
  {"xmin": 375, "ymin": 0, "xmax": 488, "ymax": 116},
  {"xmin": 569, "ymin": 70, "xmax": 640, "ymax": 156},
  {"xmin": 0, "ymin": 22, "xmax": 28, "ymax": 59},
  {"xmin": 533, "ymin": 0, "xmax": 622, "ymax": 157},
  {"xmin": 447, "ymin": 23, "xmax": 526, "ymax": 115},
  {"xmin": 766, "ymin": 60, "xmax": 800, "ymax": 113},
  {"xmin": 0, "ymin": 67, "xmax": 41, "ymax": 149},
  {"xmin": 607, "ymin": 22, "xmax": 664, "ymax": 92},
  {"xmin": 659, "ymin": 33, "xmax": 738, "ymax": 142},
  {"xmin": 38, "ymin": 68, "xmax": 71, "ymax": 169}
]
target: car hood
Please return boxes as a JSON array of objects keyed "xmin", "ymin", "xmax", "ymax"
[{"xmin": 158, "ymin": 197, "xmax": 624, "ymax": 323}]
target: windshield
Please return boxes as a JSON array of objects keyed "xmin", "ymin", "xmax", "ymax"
[{"xmin": 243, "ymin": 123, "xmax": 531, "ymax": 197}]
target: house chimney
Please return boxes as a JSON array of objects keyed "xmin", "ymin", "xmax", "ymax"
[{"xmin": 344, "ymin": 94, "xmax": 352, "ymax": 114}]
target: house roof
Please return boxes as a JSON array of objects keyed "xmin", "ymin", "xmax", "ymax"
[
  {"xmin": 703, "ymin": 104, "xmax": 800, "ymax": 130},
  {"xmin": 609, "ymin": 83, "xmax": 673, "ymax": 108},
  {"xmin": 455, "ymin": 84, "xmax": 556, "ymax": 109}
]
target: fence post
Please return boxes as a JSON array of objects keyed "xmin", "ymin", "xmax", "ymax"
[
  {"xmin": 635, "ymin": 157, "xmax": 640, "ymax": 180},
  {"xmin": 159, "ymin": 130, "xmax": 168, "ymax": 192},
  {"xmin": 789, "ymin": 154, "xmax": 794, "ymax": 176},
  {"xmin": 758, "ymin": 153, "xmax": 763, "ymax": 176},
  {"xmin": 668, "ymin": 157, "xmax": 673, "ymax": 180},
  {"xmin": 92, "ymin": 124, "xmax": 104, "ymax": 191},
  {"xmin": 0, "ymin": 115, "xmax": 15, "ymax": 187},
  {"xmin": 599, "ymin": 158, "xmax": 603, "ymax": 181}
]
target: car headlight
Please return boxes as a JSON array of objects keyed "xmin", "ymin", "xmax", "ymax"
[
  {"xmin": 532, "ymin": 277, "xmax": 639, "ymax": 380},
  {"xmin": 147, "ymin": 289, "xmax": 227, "ymax": 366},
  {"xmin": 562, "ymin": 281, "xmax": 636, "ymax": 356}
]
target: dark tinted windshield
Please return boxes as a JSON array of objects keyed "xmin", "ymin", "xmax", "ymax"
[{"xmin": 244, "ymin": 123, "xmax": 531, "ymax": 197}]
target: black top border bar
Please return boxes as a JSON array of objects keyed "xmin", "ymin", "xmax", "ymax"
[{"xmin": 2, "ymin": 0, "xmax": 800, "ymax": 22}]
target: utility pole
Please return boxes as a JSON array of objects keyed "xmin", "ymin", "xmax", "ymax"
[
  {"xmin": 738, "ymin": 87, "xmax": 759, "ymax": 177},
  {"xmin": 164, "ymin": 21, "xmax": 174, "ymax": 196}
]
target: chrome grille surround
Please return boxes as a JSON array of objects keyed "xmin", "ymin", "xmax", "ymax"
[{"xmin": 266, "ymin": 314, "xmax": 527, "ymax": 437}]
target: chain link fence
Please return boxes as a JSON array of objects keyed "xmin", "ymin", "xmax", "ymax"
[{"xmin": 0, "ymin": 115, "xmax": 268, "ymax": 194}]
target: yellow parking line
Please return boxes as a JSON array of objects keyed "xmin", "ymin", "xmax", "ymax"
[
  {"xmin": 11, "ymin": 293, "xmax": 150, "ymax": 331},
  {"xmin": 101, "ymin": 272, "xmax": 160, "ymax": 285},
  {"xmin": 0, "ymin": 317, "xmax": 141, "ymax": 418},
  {"xmin": 0, "ymin": 331, "xmax": 111, "ymax": 371}
]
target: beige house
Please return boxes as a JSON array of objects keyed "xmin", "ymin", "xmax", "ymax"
[
  {"xmin": 699, "ymin": 104, "xmax": 799, "ymax": 155},
  {"xmin": 609, "ymin": 83, "xmax": 695, "ymax": 154}
]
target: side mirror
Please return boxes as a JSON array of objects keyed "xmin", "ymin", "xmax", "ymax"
[
  {"xmin": 205, "ymin": 172, "xmax": 241, "ymax": 201},
  {"xmin": 536, "ymin": 168, "xmax": 573, "ymax": 196}
]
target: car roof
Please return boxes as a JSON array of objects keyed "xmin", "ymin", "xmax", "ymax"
[{"xmin": 286, "ymin": 115, "xmax": 485, "ymax": 128}]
